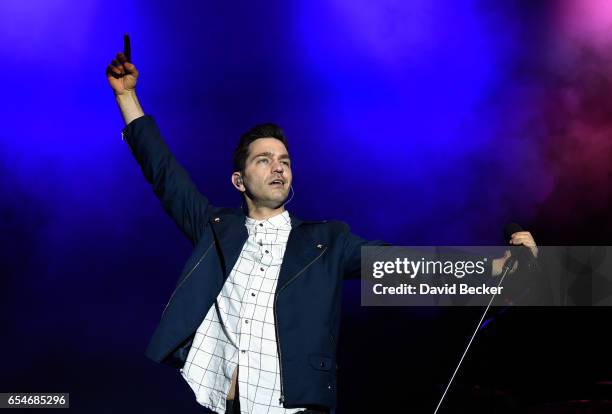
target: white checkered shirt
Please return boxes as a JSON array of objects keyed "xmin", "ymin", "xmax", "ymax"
[{"xmin": 180, "ymin": 210, "xmax": 305, "ymax": 414}]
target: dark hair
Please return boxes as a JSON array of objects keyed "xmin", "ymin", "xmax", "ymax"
[{"xmin": 233, "ymin": 123, "xmax": 289, "ymax": 173}]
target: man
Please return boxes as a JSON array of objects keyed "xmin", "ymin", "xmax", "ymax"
[{"xmin": 106, "ymin": 40, "xmax": 537, "ymax": 414}]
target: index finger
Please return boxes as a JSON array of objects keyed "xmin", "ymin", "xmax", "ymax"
[{"xmin": 123, "ymin": 33, "xmax": 131, "ymax": 62}]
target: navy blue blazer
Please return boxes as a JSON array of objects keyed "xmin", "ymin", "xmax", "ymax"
[{"xmin": 121, "ymin": 115, "xmax": 387, "ymax": 409}]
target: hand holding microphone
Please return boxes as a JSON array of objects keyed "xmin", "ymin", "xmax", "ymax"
[
  {"xmin": 503, "ymin": 223, "xmax": 539, "ymax": 274},
  {"xmin": 505, "ymin": 222, "xmax": 538, "ymax": 257}
]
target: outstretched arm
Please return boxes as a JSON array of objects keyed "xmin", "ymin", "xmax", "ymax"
[
  {"xmin": 342, "ymin": 225, "xmax": 538, "ymax": 279},
  {"xmin": 106, "ymin": 35, "xmax": 211, "ymax": 245}
]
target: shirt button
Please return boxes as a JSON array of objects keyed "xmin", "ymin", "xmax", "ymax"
[
  {"xmin": 244, "ymin": 320, "xmax": 249, "ymax": 324},
  {"xmin": 260, "ymin": 267, "xmax": 264, "ymax": 271},
  {"xmin": 241, "ymin": 350, "xmax": 246, "ymax": 354},
  {"xmin": 265, "ymin": 250, "xmax": 269, "ymax": 254},
  {"xmin": 259, "ymin": 223, "xmax": 263, "ymax": 227},
  {"xmin": 251, "ymin": 292, "xmax": 256, "ymax": 297}
]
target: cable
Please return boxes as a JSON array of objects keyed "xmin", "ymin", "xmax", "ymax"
[{"xmin": 433, "ymin": 263, "xmax": 513, "ymax": 414}]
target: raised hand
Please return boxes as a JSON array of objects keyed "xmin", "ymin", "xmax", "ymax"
[{"xmin": 106, "ymin": 34, "xmax": 139, "ymax": 95}]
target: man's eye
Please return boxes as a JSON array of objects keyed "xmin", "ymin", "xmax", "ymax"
[
  {"xmin": 258, "ymin": 159, "xmax": 269, "ymax": 163},
  {"xmin": 282, "ymin": 161, "xmax": 290, "ymax": 166}
]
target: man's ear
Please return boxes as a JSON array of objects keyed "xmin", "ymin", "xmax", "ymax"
[{"xmin": 232, "ymin": 172, "xmax": 244, "ymax": 192}]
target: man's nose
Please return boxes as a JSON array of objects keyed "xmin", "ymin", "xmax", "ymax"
[{"xmin": 272, "ymin": 160, "xmax": 284, "ymax": 174}]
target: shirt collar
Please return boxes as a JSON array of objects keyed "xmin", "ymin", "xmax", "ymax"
[{"xmin": 245, "ymin": 210, "xmax": 292, "ymax": 230}]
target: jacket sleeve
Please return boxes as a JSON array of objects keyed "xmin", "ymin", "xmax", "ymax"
[
  {"xmin": 341, "ymin": 223, "xmax": 390, "ymax": 280},
  {"xmin": 121, "ymin": 115, "xmax": 212, "ymax": 245}
]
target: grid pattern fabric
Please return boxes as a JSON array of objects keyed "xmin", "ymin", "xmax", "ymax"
[{"xmin": 180, "ymin": 211, "xmax": 304, "ymax": 414}]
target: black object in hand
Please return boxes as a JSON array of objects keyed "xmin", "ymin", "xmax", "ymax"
[{"xmin": 124, "ymin": 33, "xmax": 131, "ymax": 62}]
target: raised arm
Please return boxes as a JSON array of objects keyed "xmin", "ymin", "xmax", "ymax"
[{"xmin": 106, "ymin": 35, "xmax": 211, "ymax": 245}]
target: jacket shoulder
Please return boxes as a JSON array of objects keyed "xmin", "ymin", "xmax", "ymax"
[
  {"xmin": 210, "ymin": 206, "xmax": 243, "ymax": 217},
  {"xmin": 300, "ymin": 219, "xmax": 350, "ymax": 235}
]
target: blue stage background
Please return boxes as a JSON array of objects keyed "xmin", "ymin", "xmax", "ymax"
[{"xmin": 1, "ymin": 0, "xmax": 611, "ymax": 412}]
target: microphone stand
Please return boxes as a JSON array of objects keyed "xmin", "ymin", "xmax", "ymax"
[{"xmin": 433, "ymin": 256, "xmax": 517, "ymax": 414}]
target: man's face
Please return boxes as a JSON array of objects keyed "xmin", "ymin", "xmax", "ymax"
[{"xmin": 240, "ymin": 138, "xmax": 292, "ymax": 209}]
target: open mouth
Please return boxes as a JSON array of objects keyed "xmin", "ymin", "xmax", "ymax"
[{"xmin": 269, "ymin": 179, "xmax": 285, "ymax": 187}]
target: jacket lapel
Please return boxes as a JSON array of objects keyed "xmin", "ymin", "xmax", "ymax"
[
  {"xmin": 210, "ymin": 210, "xmax": 248, "ymax": 278},
  {"xmin": 276, "ymin": 213, "xmax": 325, "ymax": 291}
]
